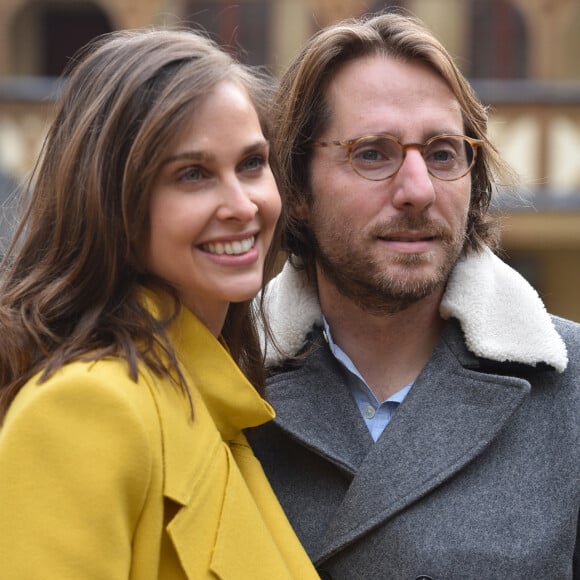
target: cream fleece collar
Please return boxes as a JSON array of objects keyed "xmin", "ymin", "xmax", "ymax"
[{"xmin": 261, "ymin": 247, "xmax": 568, "ymax": 372}]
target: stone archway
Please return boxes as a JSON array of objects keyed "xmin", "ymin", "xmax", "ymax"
[{"xmin": 11, "ymin": 0, "xmax": 113, "ymax": 76}]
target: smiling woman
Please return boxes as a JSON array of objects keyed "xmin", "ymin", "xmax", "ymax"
[
  {"xmin": 0, "ymin": 28, "xmax": 317, "ymax": 579},
  {"xmin": 144, "ymin": 79, "xmax": 281, "ymax": 336}
]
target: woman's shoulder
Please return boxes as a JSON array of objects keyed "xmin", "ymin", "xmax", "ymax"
[
  {"xmin": 4, "ymin": 356, "xmax": 219, "ymax": 466},
  {"xmin": 20, "ymin": 356, "xmax": 150, "ymax": 399},
  {"xmin": 4, "ymin": 357, "xmax": 167, "ymax": 441},
  {"xmin": 0, "ymin": 358, "xmax": 164, "ymax": 493}
]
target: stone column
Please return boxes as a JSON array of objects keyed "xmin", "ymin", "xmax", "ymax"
[{"xmin": 511, "ymin": 0, "xmax": 579, "ymax": 80}]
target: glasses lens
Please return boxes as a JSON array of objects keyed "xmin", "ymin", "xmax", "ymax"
[
  {"xmin": 424, "ymin": 136, "xmax": 474, "ymax": 180},
  {"xmin": 349, "ymin": 136, "xmax": 402, "ymax": 180}
]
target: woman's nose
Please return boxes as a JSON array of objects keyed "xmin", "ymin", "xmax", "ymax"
[{"xmin": 217, "ymin": 178, "xmax": 258, "ymax": 221}]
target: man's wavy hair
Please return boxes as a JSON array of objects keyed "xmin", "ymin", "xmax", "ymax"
[{"xmin": 271, "ymin": 11, "xmax": 512, "ymax": 282}]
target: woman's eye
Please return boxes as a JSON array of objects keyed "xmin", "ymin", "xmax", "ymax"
[
  {"xmin": 178, "ymin": 166, "xmax": 204, "ymax": 182},
  {"xmin": 241, "ymin": 154, "xmax": 267, "ymax": 172}
]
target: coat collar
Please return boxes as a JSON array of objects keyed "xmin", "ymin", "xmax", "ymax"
[
  {"xmin": 167, "ymin": 304, "xmax": 275, "ymax": 439},
  {"xmin": 266, "ymin": 330, "xmax": 374, "ymax": 475},
  {"xmin": 313, "ymin": 321, "xmax": 533, "ymax": 563},
  {"xmin": 264, "ymin": 321, "xmax": 534, "ymax": 564},
  {"xmin": 261, "ymin": 247, "xmax": 568, "ymax": 372},
  {"xmin": 140, "ymin": 291, "xmax": 275, "ymax": 505}
]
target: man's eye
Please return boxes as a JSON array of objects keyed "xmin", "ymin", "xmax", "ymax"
[
  {"xmin": 353, "ymin": 147, "xmax": 391, "ymax": 164},
  {"xmin": 359, "ymin": 149, "xmax": 383, "ymax": 161},
  {"xmin": 353, "ymin": 138, "xmax": 400, "ymax": 163},
  {"xmin": 429, "ymin": 148, "xmax": 455, "ymax": 163}
]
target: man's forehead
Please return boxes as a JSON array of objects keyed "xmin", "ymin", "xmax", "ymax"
[{"xmin": 323, "ymin": 55, "xmax": 463, "ymax": 136}]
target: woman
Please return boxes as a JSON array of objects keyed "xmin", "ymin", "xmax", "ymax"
[{"xmin": 0, "ymin": 29, "xmax": 318, "ymax": 579}]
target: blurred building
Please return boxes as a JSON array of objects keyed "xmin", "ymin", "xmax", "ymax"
[{"xmin": 0, "ymin": 0, "xmax": 579, "ymax": 319}]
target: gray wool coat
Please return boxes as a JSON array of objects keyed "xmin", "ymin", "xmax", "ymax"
[{"xmin": 248, "ymin": 248, "xmax": 580, "ymax": 580}]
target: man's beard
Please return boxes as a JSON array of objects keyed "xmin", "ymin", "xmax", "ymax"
[{"xmin": 313, "ymin": 214, "xmax": 467, "ymax": 315}]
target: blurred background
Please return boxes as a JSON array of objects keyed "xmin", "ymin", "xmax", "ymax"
[{"xmin": 0, "ymin": 0, "xmax": 579, "ymax": 320}]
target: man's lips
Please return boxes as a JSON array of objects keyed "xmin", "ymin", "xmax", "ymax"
[
  {"xmin": 376, "ymin": 231, "xmax": 439, "ymax": 253},
  {"xmin": 378, "ymin": 233, "xmax": 436, "ymax": 242}
]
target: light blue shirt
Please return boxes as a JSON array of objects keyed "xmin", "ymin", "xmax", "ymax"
[{"xmin": 322, "ymin": 317, "xmax": 413, "ymax": 442}]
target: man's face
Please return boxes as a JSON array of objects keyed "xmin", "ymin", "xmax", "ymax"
[{"xmin": 308, "ymin": 54, "xmax": 472, "ymax": 314}]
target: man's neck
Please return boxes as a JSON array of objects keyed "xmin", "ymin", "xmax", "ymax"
[{"xmin": 318, "ymin": 281, "xmax": 445, "ymax": 402}]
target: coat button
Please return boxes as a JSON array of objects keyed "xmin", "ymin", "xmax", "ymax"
[{"xmin": 415, "ymin": 576, "xmax": 434, "ymax": 580}]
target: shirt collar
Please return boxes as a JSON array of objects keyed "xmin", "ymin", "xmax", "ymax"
[{"xmin": 322, "ymin": 315, "xmax": 412, "ymax": 405}]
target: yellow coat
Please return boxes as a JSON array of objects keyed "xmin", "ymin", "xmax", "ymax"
[{"xmin": 0, "ymin": 305, "xmax": 319, "ymax": 579}]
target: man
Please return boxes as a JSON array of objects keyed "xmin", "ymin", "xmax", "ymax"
[{"xmin": 248, "ymin": 12, "xmax": 579, "ymax": 580}]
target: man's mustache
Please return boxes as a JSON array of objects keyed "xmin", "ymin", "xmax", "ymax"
[{"xmin": 369, "ymin": 215, "xmax": 453, "ymax": 241}]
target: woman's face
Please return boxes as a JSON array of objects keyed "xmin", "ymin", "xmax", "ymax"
[{"xmin": 143, "ymin": 80, "xmax": 281, "ymax": 335}]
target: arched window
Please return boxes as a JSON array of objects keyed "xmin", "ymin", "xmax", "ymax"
[
  {"xmin": 468, "ymin": 0, "xmax": 528, "ymax": 78},
  {"xmin": 12, "ymin": 1, "xmax": 112, "ymax": 76},
  {"xmin": 185, "ymin": 0, "xmax": 272, "ymax": 66}
]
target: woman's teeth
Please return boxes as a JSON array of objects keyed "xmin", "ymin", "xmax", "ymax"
[{"xmin": 202, "ymin": 236, "xmax": 255, "ymax": 255}]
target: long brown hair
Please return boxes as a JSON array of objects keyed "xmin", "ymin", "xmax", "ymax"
[
  {"xmin": 0, "ymin": 28, "xmax": 276, "ymax": 421},
  {"xmin": 270, "ymin": 11, "xmax": 514, "ymax": 283}
]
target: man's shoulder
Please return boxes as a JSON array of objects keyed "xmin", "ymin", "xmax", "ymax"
[
  {"xmin": 550, "ymin": 314, "xmax": 580, "ymax": 363},
  {"xmin": 266, "ymin": 326, "xmax": 329, "ymax": 381},
  {"xmin": 551, "ymin": 314, "xmax": 580, "ymax": 335}
]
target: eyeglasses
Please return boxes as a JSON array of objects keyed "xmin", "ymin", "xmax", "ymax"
[{"xmin": 311, "ymin": 134, "xmax": 483, "ymax": 181}]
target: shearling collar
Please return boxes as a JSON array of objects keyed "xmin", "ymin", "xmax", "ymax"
[{"xmin": 261, "ymin": 247, "xmax": 568, "ymax": 372}]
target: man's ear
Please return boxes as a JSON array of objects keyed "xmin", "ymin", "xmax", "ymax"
[{"xmin": 292, "ymin": 195, "xmax": 310, "ymax": 221}]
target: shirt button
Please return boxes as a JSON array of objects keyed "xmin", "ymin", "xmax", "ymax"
[{"xmin": 363, "ymin": 404, "xmax": 375, "ymax": 419}]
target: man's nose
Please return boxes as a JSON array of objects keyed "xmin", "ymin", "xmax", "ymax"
[{"xmin": 390, "ymin": 149, "xmax": 436, "ymax": 211}]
